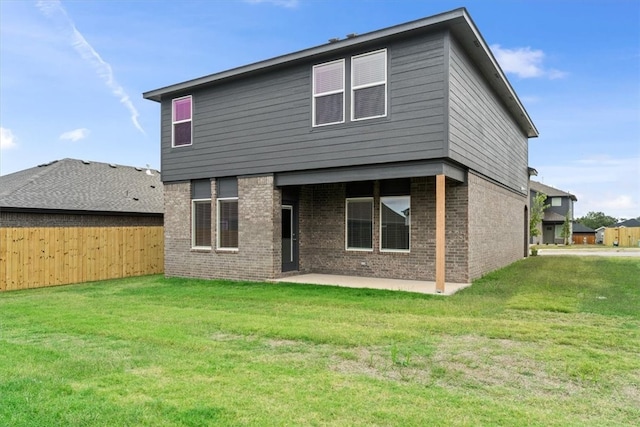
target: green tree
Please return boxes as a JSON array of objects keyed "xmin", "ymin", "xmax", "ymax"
[
  {"xmin": 561, "ymin": 211, "xmax": 571, "ymax": 245},
  {"xmin": 576, "ymin": 211, "xmax": 617, "ymax": 230},
  {"xmin": 530, "ymin": 192, "xmax": 548, "ymax": 242}
]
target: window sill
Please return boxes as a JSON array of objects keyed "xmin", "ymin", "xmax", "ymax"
[
  {"xmin": 216, "ymin": 248, "xmax": 239, "ymax": 253},
  {"xmin": 380, "ymin": 249, "xmax": 410, "ymax": 254},
  {"xmin": 346, "ymin": 248, "xmax": 374, "ymax": 252},
  {"xmin": 191, "ymin": 247, "xmax": 212, "ymax": 252}
]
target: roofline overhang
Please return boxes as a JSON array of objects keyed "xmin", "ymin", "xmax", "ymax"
[{"xmin": 143, "ymin": 7, "xmax": 538, "ymax": 138}]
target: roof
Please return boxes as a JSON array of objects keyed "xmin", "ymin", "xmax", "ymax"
[
  {"xmin": 530, "ymin": 180, "xmax": 577, "ymax": 201},
  {"xmin": 543, "ymin": 211, "xmax": 567, "ymax": 222},
  {"xmin": 572, "ymin": 223, "xmax": 596, "ymax": 233},
  {"xmin": 0, "ymin": 159, "xmax": 163, "ymax": 215},
  {"xmin": 614, "ymin": 218, "xmax": 640, "ymax": 228},
  {"xmin": 143, "ymin": 7, "xmax": 538, "ymax": 138}
]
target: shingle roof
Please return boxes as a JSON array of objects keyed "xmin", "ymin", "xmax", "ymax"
[
  {"xmin": 530, "ymin": 180, "xmax": 577, "ymax": 201},
  {"xmin": 0, "ymin": 158, "xmax": 163, "ymax": 215},
  {"xmin": 614, "ymin": 218, "xmax": 640, "ymax": 228},
  {"xmin": 572, "ymin": 223, "xmax": 595, "ymax": 233},
  {"xmin": 543, "ymin": 211, "xmax": 566, "ymax": 222}
]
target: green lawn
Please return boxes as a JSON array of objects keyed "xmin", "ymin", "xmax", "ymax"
[{"xmin": 1, "ymin": 256, "xmax": 639, "ymax": 426}]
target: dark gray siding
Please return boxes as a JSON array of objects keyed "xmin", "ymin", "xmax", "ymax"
[
  {"xmin": 447, "ymin": 35, "xmax": 529, "ymax": 194},
  {"xmin": 160, "ymin": 33, "xmax": 447, "ymax": 182}
]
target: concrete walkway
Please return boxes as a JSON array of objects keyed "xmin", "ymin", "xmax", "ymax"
[{"xmin": 274, "ymin": 273, "xmax": 471, "ymax": 296}]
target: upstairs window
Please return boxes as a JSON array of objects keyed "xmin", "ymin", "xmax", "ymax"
[
  {"xmin": 551, "ymin": 197, "xmax": 561, "ymax": 207},
  {"xmin": 352, "ymin": 50, "xmax": 387, "ymax": 121},
  {"xmin": 313, "ymin": 59, "xmax": 345, "ymax": 126},
  {"xmin": 172, "ymin": 96, "xmax": 192, "ymax": 147}
]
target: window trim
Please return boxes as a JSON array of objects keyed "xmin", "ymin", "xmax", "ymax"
[
  {"xmin": 191, "ymin": 198, "xmax": 212, "ymax": 249},
  {"xmin": 216, "ymin": 197, "xmax": 239, "ymax": 251},
  {"xmin": 551, "ymin": 197, "xmax": 561, "ymax": 207},
  {"xmin": 351, "ymin": 49, "xmax": 387, "ymax": 122},
  {"xmin": 172, "ymin": 95, "xmax": 193, "ymax": 148},
  {"xmin": 345, "ymin": 197, "xmax": 374, "ymax": 251},
  {"xmin": 312, "ymin": 59, "xmax": 345, "ymax": 127},
  {"xmin": 379, "ymin": 195, "xmax": 410, "ymax": 253}
]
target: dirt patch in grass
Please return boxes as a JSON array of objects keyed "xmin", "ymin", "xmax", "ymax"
[
  {"xmin": 329, "ymin": 346, "xmax": 433, "ymax": 384},
  {"xmin": 431, "ymin": 335, "xmax": 583, "ymax": 396}
]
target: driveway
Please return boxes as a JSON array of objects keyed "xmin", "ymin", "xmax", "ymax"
[{"xmin": 538, "ymin": 248, "xmax": 640, "ymax": 257}]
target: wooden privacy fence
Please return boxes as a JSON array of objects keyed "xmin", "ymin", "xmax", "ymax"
[
  {"xmin": 0, "ymin": 226, "xmax": 163, "ymax": 291},
  {"xmin": 603, "ymin": 227, "xmax": 640, "ymax": 247}
]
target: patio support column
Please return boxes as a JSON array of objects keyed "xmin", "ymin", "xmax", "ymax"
[{"xmin": 435, "ymin": 174, "xmax": 445, "ymax": 293}]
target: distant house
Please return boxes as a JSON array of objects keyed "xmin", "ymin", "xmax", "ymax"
[
  {"xmin": 0, "ymin": 158, "xmax": 163, "ymax": 227},
  {"xmin": 571, "ymin": 222, "xmax": 596, "ymax": 245},
  {"xmin": 143, "ymin": 8, "xmax": 539, "ymax": 291},
  {"xmin": 0, "ymin": 158, "xmax": 164, "ymax": 290},
  {"xmin": 529, "ymin": 181, "xmax": 577, "ymax": 244}
]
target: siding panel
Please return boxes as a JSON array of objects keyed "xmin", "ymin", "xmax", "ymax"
[
  {"xmin": 448, "ymin": 35, "xmax": 528, "ymax": 193},
  {"xmin": 161, "ymin": 33, "xmax": 448, "ymax": 182}
]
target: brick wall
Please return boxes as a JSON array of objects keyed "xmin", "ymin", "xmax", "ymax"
[
  {"xmin": 297, "ymin": 177, "xmax": 470, "ymax": 283},
  {"xmin": 467, "ymin": 171, "xmax": 527, "ymax": 280},
  {"xmin": 164, "ymin": 173, "xmax": 523, "ymax": 284},
  {"xmin": 0, "ymin": 211, "xmax": 162, "ymax": 228},
  {"xmin": 163, "ymin": 176, "xmax": 279, "ymax": 281}
]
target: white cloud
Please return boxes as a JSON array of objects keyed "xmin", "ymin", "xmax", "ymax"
[
  {"xmin": 36, "ymin": 0, "xmax": 145, "ymax": 134},
  {"xmin": 0, "ymin": 127, "xmax": 18, "ymax": 150},
  {"xmin": 491, "ymin": 44, "xmax": 567, "ymax": 79},
  {"xmin": 59, "ymin": 128, "xmax": 90, "ymax": 142},
  {"xmin": 245, "ymin": 0, "xmax": 299, "ymax": 8}
]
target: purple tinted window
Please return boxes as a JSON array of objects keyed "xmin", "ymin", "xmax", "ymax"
[
  {"xmin": 173, "ymin": 97, "xmax": 191, "ymax": 122},
  {"xmin": 174, "ymin": 122, "xmax": 191, "ymax": 146}
]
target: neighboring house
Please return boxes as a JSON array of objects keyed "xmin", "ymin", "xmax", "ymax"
[
  {"xmin": 0, "ymin": 158, "xmax": 164, "ymax": 290},
  {"xmin": 529, "ymin": 180, "xmax": 577, "ymax": 245},
  {"xmin": 571, "ymin": 222, "xmax": 596, "ymax": 245},
  {"xmin": 595, "ymin": 226, "xmax": 606, "ymax": 244},
  {"xmin": 143, "ymin": 8, "xmax": 538, "ymax": 291}
]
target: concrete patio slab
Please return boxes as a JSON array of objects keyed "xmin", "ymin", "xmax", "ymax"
[{"xmin": 274, "ymin": 274, "xmax": 471, "ymax": 296}]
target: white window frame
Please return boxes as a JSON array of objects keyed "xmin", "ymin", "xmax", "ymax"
[
  {"xmin": 351, "ymin": 49, "xmax": 387, "ymax": 122},
  {"xmin": 217, "ymin": 197, "xmax": 239, "ymax": 251},
  {"xmin": 191, "ymin": 198, "xmax": 212, "ymax": 249},
  {"xmin": 345, "ymin": 197, "xmax": 374, "ymax": 251},
  {"xmin": 380, "ymin": 195, "xmax": 410, "ymax": 253},
  {"xmin": 312, "ymin": 59, "xmax": 345, "ymax": 127},
  {"xmin": 551, "ymin": 197, "xmax": 561, "ymax": 207},
  {"xmin": 172, "ymin": 95, "xmax": 193, "ymax": 148}
]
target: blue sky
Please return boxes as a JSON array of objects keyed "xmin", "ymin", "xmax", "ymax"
[{"xmin": 1, "ymin": 0, "xmax": 638, "ymax": 219}]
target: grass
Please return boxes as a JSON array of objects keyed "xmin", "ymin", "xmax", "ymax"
[{"xmin": 1, "ymin": 256, "xmax": 639, "ymax": 426}]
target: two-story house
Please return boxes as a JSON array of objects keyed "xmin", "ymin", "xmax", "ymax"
[
  {"xmin": 529, "ymin": 180, "xmax": 577, "ymax": 244},
  {"xmin": 143, "ymin": 8, "xmax": 538, "ymax": 292}
]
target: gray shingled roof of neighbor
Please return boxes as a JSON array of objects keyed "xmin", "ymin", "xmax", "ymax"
[
  {"xmin": 572, "ymin": 223, "xmax": 596, "ymax": 233},
  {"xmin": 543, "ymin": 211, "xmax": 567, "ymax": 222},
  {"xmin": 530, "ymin": 180, "xmax": 577, "ymax": 201},
  {"xmin": 614, "ymin": 218, "xmax": 640, "ymax": 228},
  {"xmin": 0, "ymin": 158, "xmax": 163, "ymax": 215}
]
